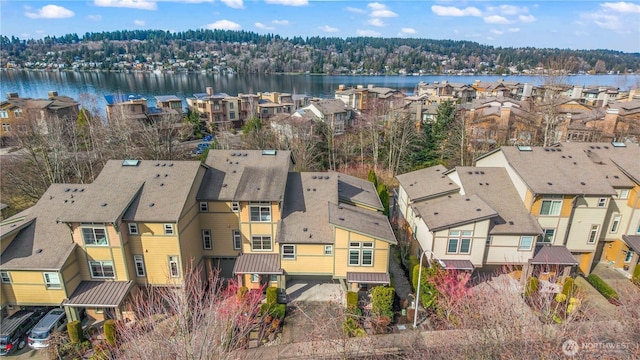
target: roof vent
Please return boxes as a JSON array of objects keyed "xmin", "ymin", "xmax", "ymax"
[
  {"xmin": 465, "ymin": 198, "xmax": 470, "ymax": 201},
  {"xmin": 231, "ymin": 153, "xmax": 236, "ymax": 157},
  {"xmin": 324, "ymin": 176, "xmax": 329, "ymax": 179},
  {"xmin": 479, "ymin": 183, "xmax": 483, "ymax": 186},
  {"xmin": 603, "ymin": 146, "xmax": 609, "ymax": 149},
  {"xmin": 223, "ymin": 184, "xmax": 228, "ymax": 187},
  {"xmin": 122, "ymin": 159, "xmax": 140, "ymax": 166},
  {"xmin": 544, "ymin": 148, "xmax": 550, "ymax": 152},
  {"xmin": 556, "ymin": 149, "xmax": 562, "ymax": 152},
  {"xmin": 73, "ymin": 188, "xmax": 78, "ymax": 192},
  {"xmin": 149, "ymin": 203, "xmax": 155, "ymax": 207},
  {"xmin": 476, "ymin": 208, "xmax": 481, "ymax": 211},
  {"xmin": 338, "ymin": 205, "xmax": 343, "ymax": 209},
  {"xmin": 243, "ymin": 153, "xmax": 248, "ymax": 157},
  {"xmin": 303, "ymin": 228, "xmax": 308, "ymax": 232},
  {"xmin": 257, "ymin": 187, "xmax": 261, "ymax": 190},
  {"xmin": 568, "ymin": 156, "xmax": 572, "ymax": 159},
  {"xmin": 580, "ymin": 182, "xmax": 586, "ymax": 185},
  {"xmin": 475, "ymin": 171, "xmax": 479, "ymax": 174},
  {"xmin": 236, "ymin": 162, "xmax": 239, "ymax": 165},
  {"xmin": 155, "ymin": 163, "xmax": 160, "ymax": 167},
  {"xmin": 562, "ymin": 155, "xmax": 566, "ymax": 158},
  {"xmin": 101, "ymin": 203, "xmax": 107, "ymax": 207},
  {"xmin": 434, "ymin": 212, "xmax": 439, "ymax": 215},
  {"xmin": 436, "ymin": 169, "xmax": 440, "ymax": 172},
  {"xmin": 169, "ymin": 163, "xmax": 173, "ymax": 167},
  {"xmin": 339, "ymin": 217, "xmax": 345, "ymax": 221},
  {"xmin": 409, "ymin": 184, "xmax": 413, "ymax": 186},
  {"xmin": 64, "ymin": 200, "xmax": 68, "ymax": 203},
  {"xmin": 313, "ymin": 188, "xmax": 316, "ymax": 191},
  {"xmin": 508, "ymin": 221, "xmax": 514, "ymax": 225},
  {"xmin": 36, "ymin": 249, "xmax": 43, "ymax": 254},
  {"xmin": 373, "ymin": 222, "xmax": 379, "ymax": 225},
  {"xmin": 65, "ymin": 188, "xmax": 70, "ymax": 192},
  {"xmin": 547, "ymin": 182, "xmax": 553, "ymax": 185},
  {"xmin": 164, "ymin": 174, "xmax": 168, "ymax": 177},
  {"xmin": 312, "ymin": 175, "xmax": 317, "ymax": 179},
  {"xmin": 307, "ymin": 188, "xmax": 310, "ymax": 191},
  {"xmin": 573, "ymin": 162, "xmax": 577, "ymax": 165},
  {"xmin": 468, "ymin": 171, "xmax": 473, "ymax": 175},
  {"xmin": 160, "ymin": 183, "xmax": 164, "ymax": 186},
  {"xmin": 156, "ymin": 174, "xmax": 160, "ymax": 178},
  {"xmin": 79, "ymin": 188, "xmax": 84, "ymax": 192},
  {"xmin": 613, "ymin": 175, "xmax": 619, "ymax": 179},
  {"xmin": 480, "ymin": 171, "xmax": 485, "ymax": 175}
]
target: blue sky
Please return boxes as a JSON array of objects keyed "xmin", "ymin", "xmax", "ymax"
[{"xmin": 1, "ymin": 1, "xmax": 639, "ymax": 52}]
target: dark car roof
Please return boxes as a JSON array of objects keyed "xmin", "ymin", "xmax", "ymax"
[{"xmin": 0, "ymin": 311, "xmax": 36, "ymax": 337}]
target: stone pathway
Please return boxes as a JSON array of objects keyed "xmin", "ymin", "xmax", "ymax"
[{"xmin": 388, "ymin": 248, "xmax": 413, "ymax": 302}]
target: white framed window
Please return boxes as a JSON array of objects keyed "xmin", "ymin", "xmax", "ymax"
[
  {"xmin": 250, "ymin": 202, "xmax": 271, "ymax": 222},
  {"xmin": 519, "ymin": 236, "xmax": 534, "ymax": 251},
  {"xmin": 133, "ymin": 255, "xmax": 145, "ymax": 277},
  {"xmin": 619, "ymin": 189, "xmax": 630, "ymax": 200},
  {"xmin": 610, "ymin": 215, "xmax": 621, "ymax": 233},
  {"xmin": 13, "ymin": 109, "xmax": 22, "ymax": 117},
  {"xmin": 486, "ymin": 236, "xmax": 492, "ymax": 246},
  {"xmin": 0, "ymin": 271, "xmax": 11, "ymax": 283},
  {"xmin": 202, "ymin": 229, "xmax": 212, "ymax": 250},
  {"xmin": 540, "ymin": 229, "xmax": 555, "ymax": 243},
  {"xmin": 270, "ymin": 274, "xmax": 278, "ymax": 282},
  {"xmin": 282, "ymin": 245, "xmax": 296, "ymax": 259},
  {"xmin": 229, "ymin": 111, "xmax": 235, "ymax": 119},
  {"xmin": 251, "ymin": 274, "xmax": 259, "ymax": 283},
  {"xmin": 251, "ymin": 235, "xmax": 272, "ymax": 251},
  {"xmin": 588, "ymin": 225, "xmax": 599, "ymax": 244},
  {"xmin": 1, "ymin": 123, "xmax": 10, "ymax": 132},
  {"xmin": 43, "ymin": 272, "xmax": 61, "ymax": 289},
  {"xmin": 81, "ymin": 226, "xmax": 109, "ymax": 246},
  {"xmin": 229, "ymin": 102, "xmax": 234, "ymax": 109},
  {"xmin": 89, "ymin": 261, "xmax": 115, "ymax": 278},
  {"xmin": 447, "ymin": 230, "xmax": 472, "ymax": 254},
  {"xmin": 231, "ymin": 202, "xmax": 240, "ymax": 212},
  {"xmin": 0, "ymin": 110, "xmax": 8, "ymax": 118},
  {"xmin": 624, "ymin": 250, "xmax": 633, "ymax": 263},
  {"xmin": 540, "ymin": 199, "xmax": 562, "ymax": 216},
  {"xmin": 200, "ymin": 202, "xmax": 208, "ymax": 212},
  {"xmin": 597, "ymin": 198, "xmax": 608, "ymax": 208},
  {"xmin": 233, "ymin": 230, "xmax": 242, "ymax": 250},
  {"xmin": 324, "ymin": 245, "xmax": 333, "ymax": 255},
  {"xmin": 348, "ymin": 242, "xmax": 374, "ymax": 266},
  {"xmin": 164, "ymin": 224, "xmax": 175, "ymax": 235},
  {"xmin": 168, "ymin": 256, "xmax": 179, "ymax": 278},
  {"xmin": 128, "ymin": 223, "xmax": 138, "ymax": 235}
]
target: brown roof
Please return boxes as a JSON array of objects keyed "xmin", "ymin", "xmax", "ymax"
[
  {"xmin": 64, "ymin": 280, "xmax": 133, "ymax": 307},
  {"xmin": 413, "ymin": 194, "xmax": 497, "ymax": 232},
  {"xmin": 233, "ymin": 254, "xmax": 282, "ymax": 274},
  {"xmin": 328, "ymin": 203, "xmax": 396, "ymax": 244},
  {"xmin": 622, "ymin": 235, "xmax": 640, "ymax": 253},
  {"xmin": 346, "ymin": 272, "xmax": 390, "ymax": 284},
  {"xmin": 396, "ymin": 165, "xmax": 460, "ymax": 202},
  {"xmin": 530, "ymin": 245, "xmax": 578, "ymax": 265},
  {"xmin": 199, "ymin": 150, "xmax": 292, "ymax": 201},
  {"xmin": 336, "ymin": 173, "xmax": 383, "ymax": 210},
  {"xmin": 442, "ymin": 259, "xmax": 474, "ymax": 271},
  {"xmin": 559, "ymin": 142, "xmax": 638, "ymax": 188}
]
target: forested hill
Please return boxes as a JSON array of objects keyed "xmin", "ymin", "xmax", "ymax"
[{"xmin": 2, "ymin": 29, "xmax": 639, "ymax": 74}]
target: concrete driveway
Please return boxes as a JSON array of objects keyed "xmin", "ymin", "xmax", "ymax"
[{"xmin": 285, "ymin": 279, "xmax": 345, "ymax": 305}]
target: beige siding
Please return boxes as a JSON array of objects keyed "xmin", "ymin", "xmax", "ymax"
[
  {"xmin": 537, "ymin": 217, "xmax": 570, "ymax": 246},
  {"xmin": 431, "ymin": 221, "xmax": 487, "ymax": 267},
  {"xmin": 476, "ymin": 150, "xmax": 529, "ymax": 201},
  {"xmin": 485, "ymin": 235, "xmax": 534, "ymax": 264},
  {"xmin": 566, "ymin": 203, "xmax": 608, "ymax": 252},
  {"xmin": 280, "ymin": 244, "xmax": 333, "ymax": 275}
]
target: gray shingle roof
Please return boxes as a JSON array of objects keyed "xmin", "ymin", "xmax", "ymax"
[
  {"xmin": 494, "ymin": 146, "xmax": 617, "ymax": 196},
  {"xmin": 396, "ymin": 165, "xmax": 460, "ymax": 202},
  {"xmin": 233, "ymin": 254, "xmax": 282, "ymax": 274},
  {"xmin": 312, "ymin": 99, "xmax": 351, "ymax": 115},
  {"xmin": 413, "ymin": 194, "xmax": 498, "ymax": 232},
  {"xmin": 278, "ymin": 172, "xmax": 338, "ymax": 245},
  {"xmin": 346, "ymin": 272, "xmax": 390, "ymax": 284},
  {"xmin": 455, "ymin": 167, "xmax": 543, "ymax": 235},
  {"xmin": 328, "ymin": 203, "xmax": 396, "ymax": 244},
  {"xmin": 530, "ymin": 245, "xmax": 578, "ymax": 265},
  {"xmin": 199, "ymin": 150, "xmax": 292, "ymax": 201},
  {"xmin": 0, "ymin": 185, "xmax": 78, "ymax": 271},
  {"xmin": 336, "ymin": 173, "xmax": 383, "ymax": 210},
  {"xmin": 64, "ymin": 280, "xmax": 133, "ymax": 307},
  {"xmin": 622, "ymin": 235, "xmax": 640, "ymax": 253},
  {"xmin": 559, "ymin": 142, "xmax": 638, "ymax": 188}
]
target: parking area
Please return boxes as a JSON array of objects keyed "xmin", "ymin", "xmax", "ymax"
[
  {"xmin": 3, "ymin": 347, "xmax": 47, "ymax": 360},
  {"xmin": 285, "ymin": 278, "xmax": 345, "ymax": 305}
]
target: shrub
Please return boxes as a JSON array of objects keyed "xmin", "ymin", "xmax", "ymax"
[
  {"xmin": 555, "ymin": 293, "xmax": 567, "ymax": 303},
  {"xmin": 67, "ymin": 320, "xmax": 83, "ymax": 344},
  {"xmin": 370, "ymin": 286, "xmax": 395, "ymax": 318},
  {"xmin": 104, "ymin": 320, "xmax": 116, "ymax": 347},
  {"xmin": 408, "ymin": 255, "xmax": 419, "ymax": 286},
  {"xmin": 346, "ymin": 291, "xmax": 359, "ymax": 309},
  {"xmin": 562, "ymin": 277, "xmax": 575, "ymax": 297},
  {"xmin": 342, "ymin": 317, "xmax": 365, "ymax": 337},
  {"xmin": 586, "ymin": 274, "xmax": 619, "ymax": 300},
  {"xmin": 266, "ymin": 287, "xmax": 278, "ymax": 306},
  {"xmin": 367, "ymin": 169, "xmax": 378, "ymax": 188},
  {"xmin": 525, "ymin": 277, "xmax": 539, "ymax": 297},
  {"xmin": 412, "ymin": 264, "xmax": 440, "ymax": 309},
  {"xmin": 270, "ymin": 304, "xmax": 286, "ymax": 320},
  {"xmin": 633, "ymin": 265, "xmax": 640, "ymax": 285},
  {"xmin": 237, "ymin": 286, "xmax": 248, "ymax": 301}
]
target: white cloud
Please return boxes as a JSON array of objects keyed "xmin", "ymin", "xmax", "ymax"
[
  {"xmin": 357, "ymin": 29, "xmax": 381, "ymax": 36},
  {"xmin": 134, "ymin": 19, "xmax": 146, "ymax": 26},
  {"xmin": 601, "ymin": 2, "xmax": 640, "ymax": 13},
  {"xmin": 490, "ymin": 29, "xmax": 503, "ymax": 35},
  {"xmin": 25, "ymin": 4, "xmax": 75, "ymax": 19},
  {"xmin": 590, "ymin": 13, "xmax": 622, "ymax": 30},
  {"xmin": 94, "ymin": 0, "xmax": 157, "ymax": 10},
  {"xmin": 486, "ymin": 36, "xmax": 495, "ymax": 41},
  {"xmin": 272, "ymin": 19, "xmax": 289, "ymax": 25},
  {"xmin": 255, "ymin": 22, "xmax": 274, "ymax": 30},
  {"xmin": 368, "ymin": 2, "xmax": 398, "ymax": 18},
  {"xmin": 319, "ymin": 25, "xmax": 339, "ymax": 33},
  {"xmin": 484, "ymin": 15, "xmax": 510, "ymax": 24},
  {"xmin": 431, "ymin": 5, "xmax": 481, "ymax": 17},
  {"xmin": 400, "ymin": 28, "xmax": 416, "ymax": 34},
  {"xmin": 221, "ymin": 0, "xmax": 243, "ymax": 9},
  {"xmin": 368, "ymin": 18, "xmax": 385, "ymax": 27},
  {"xmin": 205, "ymin": 19, "xmax": 241, "ymax": 30},
  {"xmin": 346, "ymin": 6, "xmax": 366, "ymax": 14},
  {"xmin": 508, "ymin": 28, "xmax": 520, "ymax": 32},
  {"xmin": 497, "ymin": 5, "xmax": 521, "ymax": 15},
  {"xmin": 519, "ymin": 14, "xmax": 536, "ymax": 23},
  {"xmin": 264, "ymin": 0, "xmax": 308, "ymax": 6},
  {"xmin": 36, "ymin": 30, "xmax": 46, "ymax": 34},
  {"xmin": 87, "ymin": 14, "xmax": 102, "ymax": 21}
]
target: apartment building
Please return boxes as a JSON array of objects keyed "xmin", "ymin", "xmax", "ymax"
[
  {"xmin": 187, "ymin": 88, "xmax": 242, "ymax": 129},
  {"xmin": 1, "ymin": 150, "xmax": 394, "ymax": 319}
]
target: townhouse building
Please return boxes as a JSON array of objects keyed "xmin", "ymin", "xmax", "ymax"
[
  {"xmin": 186, "ymin": 88, "xmax": 242, "ymax": 129},
  {"xmin": 293, "ymin": 99, "xmax": 356, "ymax": 135},
  {"xmin": 1, "ymin": 150, "xmax": 395, "ymax": 320}
]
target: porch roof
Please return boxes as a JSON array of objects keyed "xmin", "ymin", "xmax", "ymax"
[
  {"xmin": 346, "ymin": 272, "xmax": 390, "ymax": 284},
  {"xmin": 442, "ymin": 259, "xmax": 475, "ymax": 271},
  {"xmin": 64, "ymin": 280, "xmax": 133, "ymax": 308},
  {"xmin": 233, "ymin": 253, "xmax": 283, "ymax": 275},
  {"xmin": 622, "ymin": 235, "xmax": 640, "ymax": 253},
  {"xmin": 530, "ymin": 245, "xmax": 578, "ymax": 266}
]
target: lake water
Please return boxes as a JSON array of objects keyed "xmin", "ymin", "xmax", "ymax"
[{"xmin": 1, "ymin": 70, "xmax": 638, "ymax": 111}]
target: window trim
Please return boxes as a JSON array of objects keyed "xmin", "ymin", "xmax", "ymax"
[
  {"xmin": 43, "ymin": 272, "xmax": 61, "ymax": 289},
  {"xmin": 128, "ymin": 223, "xmax": 138, "ymax": 235},
  {"xmin": 282, "ymin": 245, "xmax": 296, "ymax": 260},
  {"xmin": 133, "ymin": 255, "xmax": 145, "ymax": 277},
  {"xmin": 348, "ymin": 242, "xmax": 374, "ymax": 267},
  {"xmin": 0, "ymin": 271, "xmax": 11, "ymax": 283},
  {"xmin": 168, "ymin": 256, "xmax": 180, "ymax": 278},
  {"xmin": 251, "ymin": 274, "xmax": 259, "ymax": 283},
  {"xmin": 624, "ymin": 250, "xmax": 633, "ymax": 263},
  {"xmin": 200, "ymin": 202, "xmax": 208, "ymax": 212},
  {"xmin": 164, "ymin": 224, "xmax": 175, "ymax": 235},
  {"xmin": 89, "ymin": 261, "xmax": 116, "ymax": 279},
  {"xmin": 447, "ymin": 230, "xmax": 472, "ymax": 254},
  {"xmin": 519, "ymin": 236, "xmax": 534, "ymax": 251},
  {"xmin": 202, "ymin": 229, "xmax": 212, "ymax": 250},
  {"xmin": 610, "ymin": 215, "xmax": 621, "ymax": 233},
  {"xmin": 324, "ymin": 245, "xmax": 333, "ymax": 255},
  {"xmin": 233, "ymin": 230, "xmax": 242, "ymax": 250},
  {"xmin": 619, "ymin": 189, "xmax": 630, "ymax": 200},
  {"xmin": 231, "ymin": 202, "xmax": 240, "ymax": 213},
  {"xmin": 587, "ymin": 225, "xmax": 599, "ymax": 244},
  {"xmin": 251, "ymin": 235, "xmax": 272, "ymax": 251},
  {"xmin": 597, "ymin": 197, "xmax": 608, "ymax": 208},
  {"xmin": 249, "ymin": 203, "xmax": 271, "ymax": 222},
  {"xmin": 540, "ymin": 199, "xmax": 562, "ymax": 216},
  {"xmin": 540, "ymin": 229, "xmax": 556, "ymax": 244},
  {"xmin": 81, "ymin": 226, "xmax": 109, "ymax": 246}
]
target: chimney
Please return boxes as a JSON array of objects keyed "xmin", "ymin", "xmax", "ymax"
[
  {"xmin": 7, "ymin": 92, "xmax": 19, "ymax": 100},
  {"xmin": 367, "ymin": 84, "xmax": 374, "ymax": 89},
  {"xmin": 357, "ymin": 85, "xmax": 363, "ymax": 89},
  {"xmin": 338, "ymin": 84, "xmax": 345, "ymax": 91},
  {"xmin": 206, "ymin": 87, "xmax": 214, "ymax": 96},
  {"xmin": 48, "ymin": 91, "xmax": 58, "ymax": 99}
]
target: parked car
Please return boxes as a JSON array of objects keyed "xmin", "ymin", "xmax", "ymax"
[
  {"xmin": 0, "ymin": 309, "xmax": 45, "ymax": 355},
  {"xmin": 27, "ymin": 308, "xmax": 67, "ymax": 350}
]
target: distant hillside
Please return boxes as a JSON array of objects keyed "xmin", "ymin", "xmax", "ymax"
[{"xmin": 1, "ymin": 29, "xmax": 639, "ymax": 75}]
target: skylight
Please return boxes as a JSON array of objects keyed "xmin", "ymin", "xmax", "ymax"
[
  {"xmin": 517, "ymin": 146, "xmax": 532, "ymax": 152},
  {"xmin": 611, "ymin": 142, "xmax": 626, "ymax": 148}
]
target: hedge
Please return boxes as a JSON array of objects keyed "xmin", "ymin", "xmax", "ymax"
[
  {"xmin": 104, "ymin": 320, "xmax": 116, "ymax": 347},
  {"xmin": 266, "ymin": 287, "xmax": 278, "ymax": 305},
  {"xmin": 346, "ymin": 291, "xmax": 359, "ymax": 309},
  {"xmin": 586, "ymin": 274, "xmax": 619, "ymax": 300},
  {"xmin": 525, "ymin": 277, "xmax": 539, "ymax": 297},
  {"xmin": 407, "ymin": 255, "xmax": 419, "ymax": 287},
  {"xmin": 67, "ymin": 320, "xmax": 83, "ymax": 344},
  {"xmin": 370, "ymin": 286, "xmax": 395, "ymax": 318},
  {"xmin": 562, "ymin": 277, "xmax": 576, "ymax": 297},
  {"xmin": 633, "ymin": 265, "xmax": 640, "ymax": 285}
]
